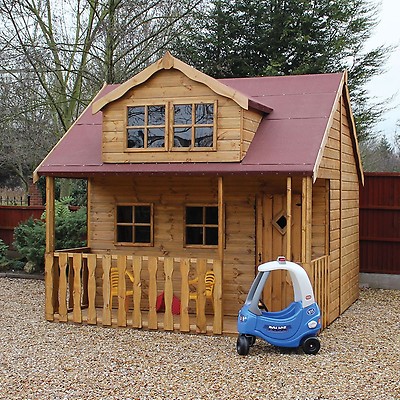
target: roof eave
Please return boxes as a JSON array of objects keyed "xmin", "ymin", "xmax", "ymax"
[{"xmin": 92, "ymin": 52, "xmax": 260, "ymax": 114}]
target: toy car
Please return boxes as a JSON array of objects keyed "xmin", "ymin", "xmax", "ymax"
[{"xmin": 237, "ymin": 256, "xmax": 321, "ymax": 355}]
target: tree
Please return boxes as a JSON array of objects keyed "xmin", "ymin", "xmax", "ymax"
[
  {"xmin": 0, "ymin": 71, "xmax": 56, "ymax": 189},
  {"xmin": 361, "ymin": 135, "xmax": 400, "ymax": 172},
  {"xmin": 171, "ymin": 0, "xmax": 392, "ymax": 143},
  {"xmin": 0, "ymin": 0, "xmax": 202, "ymax": 190}
]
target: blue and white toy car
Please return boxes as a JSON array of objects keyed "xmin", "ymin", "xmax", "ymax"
[{"xmin": 237, "ymin": 257, "xmax": 321, "ymax": 355}]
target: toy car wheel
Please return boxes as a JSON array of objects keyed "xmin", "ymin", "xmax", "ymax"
[
  {"xmin": 302, "ymin": 337, "xmax": 320, "ymax": 355},
  {"xmin": 237, "ymin": 335, "xmax": 250, "ymax": 355}
]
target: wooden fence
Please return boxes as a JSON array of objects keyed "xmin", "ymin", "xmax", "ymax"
[
  {"xmin": 0, "ymin": 206, "xmax": 45, "ymax": 246},
  {"xmin": 360, "ymin": 173, "xmax": 400, "ymax": 274},
  {"xmin": 310, "ymin": 255, "xmax": 330, "ymax": 329},
  {"xmin": 45, "ymin": 251, "xmax": 223, "ymax": 334}
]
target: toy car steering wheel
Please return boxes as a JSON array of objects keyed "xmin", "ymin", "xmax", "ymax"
[{"xmin": 258, "ymin": 299, "xmax": 268, "ymax": 312}]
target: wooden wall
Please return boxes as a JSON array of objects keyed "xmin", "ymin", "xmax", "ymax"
[
  {"xmin": 317, "ymin": 93, "xmax": 360, "ymax": 323},
  {"xmin": 101, "ymin": 69, "xmax": 262, "ymax": 164},
  {"xmin": 88, "ymin": 175, "xmax": 265, "ymax": 316},
  {"xmin": 312, "ymin": 179, "xmax": 329, "ymax": 259}
]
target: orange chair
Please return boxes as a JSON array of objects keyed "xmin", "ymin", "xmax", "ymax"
[
  {"xmin": 110, "ymin": 267, "xmax": 134, "ymax": 308},
  {"xmin": 189, "ymin": 270, "xmax": 215, "ymax": 312}
]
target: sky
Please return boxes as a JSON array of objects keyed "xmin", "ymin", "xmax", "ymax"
[{"xmin": 365, "ymin": 0, "xmax": 400, "ymax": 142}]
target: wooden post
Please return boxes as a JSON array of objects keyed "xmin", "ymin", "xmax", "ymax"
[
  {"xmin": 148, "ymin": 256, "xmax": 158, "ymax": 329},
  {"xmin": 286, "ymin": 177, "xmax": 292, "ymax": 260},
  {"xmin": 218, "ymin": 176, "xmax": 224, "ymax": 262},
  {"xmin": 72, "ymin": 253, "xmax": 82, "ymax": 323},
  {"xmin": 180, "ymin": 259, "xmax": 190, "ymax": 332},
  {"xmin": 58, "ymin": 253, "xmax": 69, "ymax": 322},
  {"xmin": 117, "ymin": 255, "xmax": 127, "ymax": 327},
  {"xmin": 44, "ymin": 176, "xmax": 56, "ymax": 321},
  {"xmin": 102, "ymin": 255, "xmax": 112, "ymax": 326},
  {"xmin": 45, "ymin": 176, "xmax": 55, "ymax": 253},
  {"xmin": 196, "ymin": 258, "xmax": 207, "ymax": 333},
  {"xmin": 217, "ymin": 176, "xmax": 224, "ymax": 333},
  {"xmin": 301, "ymin": 177, "xmax": 313, "ymax": 277},
  {"xmin": 163, "ymin": 257, "xmax": 174, "ymax": 331},
  {"xmin": 212, "ymin": 259, "xmax": 223, "ymax": 334},
  {"xmin": 87, "ymin": 254, "xmax": 97, "ymax": 325},
  {"xmin": 86, "ymin": 179, "xmax": 92, "ymax": 248},
  {"xmin": 132, "ymin": 256, "xmax": 143, "ymax": 329}
]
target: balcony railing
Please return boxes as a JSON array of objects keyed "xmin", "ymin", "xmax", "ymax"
[
  {"xmin": 45, "ymin": 249, "xmax": 223, "ymax": 334},
  {"xmin": 310, "ymin": 255, "xmax": 330, "ymax": 329}
]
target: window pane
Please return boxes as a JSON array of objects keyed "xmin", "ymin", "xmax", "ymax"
[
  {"xmin": 135, "ymin": 226, "xmax": 151, "ymax": 243},
  {"xmin": 186, "ymin": 227, "xmax": 203, "ymax": 245},
  {"xmin": 173, "ymin": 127, "xmax": 192, "ymax": 147},
  {"xmin": 195, "ymin": 104, "xmax": 213, "ymax": 124},
  {"xmin": 117, "ymin": 226, "xmax": 133, "ymax": 242},
  {"xmin": 148, "ymin": 128, "xmax": 165, "ymax": 148},
  {"xmin": 186, "ymin": 206, "xmax": 203, "ymax": 224},
  {"xmin": 148, "ymin": 105, "xmax": 165, "ymax": 126},
  {"xmin": 194, "ymin": 127, "xmax": 213, "ymax": 147},
  {"xmin": 135, "ymin": 206, "xmax": 151, "ymax": 223},
  {"xmin": 174, "ymin": 104, "xmax": 192, "ymax": 125},
  {"xmin": 127, "ymin": 106, "xmax": 145, "ymax": 126},
  {"xmin": 117, "ymin": 206, "xmax": 132, "ymax": 223},
  {"xmin": 205, "ymin": 227, "xmax": 218, "ymax": 245},
  {"xmin": 127, "ymin": 129, "xmax": 145, "ymax": 148},
  {"xmin": 205, "ymin": 207, "xmax": 218, "ymax": 224}
]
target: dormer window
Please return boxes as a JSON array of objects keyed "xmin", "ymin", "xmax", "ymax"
[
  {"xmin": 173, "ymin": 103, "xmax": 214, "ymax": 148},
  {"xmin": 125, "ymin": 102, "xmax": 216, "ymax": 151},
  {"xmin": 127, "ymin": 105, "xmax": 166, "ymax": 149}
]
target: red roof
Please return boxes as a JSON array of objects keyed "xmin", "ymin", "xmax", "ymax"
[{"xmin": 35, "ymin": 73, "xmax": 345, "ymax": 178}]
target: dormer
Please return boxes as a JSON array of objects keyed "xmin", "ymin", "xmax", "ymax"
[{"xmin": 92, "ymin": 52, "xmax": 272, "ymax": 163}]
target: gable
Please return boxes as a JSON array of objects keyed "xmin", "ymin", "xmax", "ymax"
[
  {"xmin": 314, "ymin": 74, "xmax": 364, "ymax": 184},
  {"xmin": 100, "ymin": 68, "xmax": 264, "ymax": 163}
]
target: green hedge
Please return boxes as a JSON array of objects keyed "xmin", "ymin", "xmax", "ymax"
[{"xmin": 13, "ymin": 198, "xmax": 87, "ymax": 270}]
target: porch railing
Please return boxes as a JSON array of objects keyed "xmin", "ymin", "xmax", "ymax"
[
  {"xmin": 310, "ymin": 255, "xmax": 330, "ymax": 329},
  {"xmin": 45, "ymin": 249, "xmax": 223, "ymax": 334}
]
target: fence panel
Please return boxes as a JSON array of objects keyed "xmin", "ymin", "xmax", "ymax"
[
  {"xmin": 0, "ymin": 206, "xmax": 45, "ymax": 246},
  {"xmin": 360, "ymin": 173, "xmax": 400, "ymax": 274}
]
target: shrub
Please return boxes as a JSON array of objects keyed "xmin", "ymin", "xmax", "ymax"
[
  {"xmin": 0, "ymin": 239, "xmax": 9, "ymax": 268},
  {"xmin": 13, "ymin": 217, "xmax": 46, "ymax": 268},
  {"xmin": 13, "ymin": 198, "xmax": 87, "ymax": 271}
]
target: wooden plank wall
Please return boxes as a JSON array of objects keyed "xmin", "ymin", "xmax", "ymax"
[
  {"xmin": 101, "ymin": 69, "xmax": 260, "ymax": 163},
  {"xmin": 89, "ymin": 175, "xmax": 265, "ymax": 316},
  {"xmin": 312, "ymin": 179, "xmax": 329, "ymax": 258},
  {"xmin": 317, "ymin": 94, "xmax": 360, "ymax": 323}
]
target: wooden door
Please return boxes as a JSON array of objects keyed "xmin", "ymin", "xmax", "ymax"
[{"xmin": 256, "ymin": 193, "xmax": 302, "ymax": 311}]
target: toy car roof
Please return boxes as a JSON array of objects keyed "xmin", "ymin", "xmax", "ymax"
[{"xmin": 258, "ymin": 257, "xmax": 316, "ymax": 308}]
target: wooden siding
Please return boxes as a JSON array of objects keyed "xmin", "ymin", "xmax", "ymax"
[
  {"xmin": 317, "ymin": 94, "xmax": 360, "ymax": 323},
  {"xmin": 101, "ymin": 69, "xmax": 257, "ymax": 164},
  {"xmin": 89, "ymin": 175, "xmax": 265, "ymax": 316},
  {"xmin": 241, "ymin": 108, "xmax": 263, "ymax": 158},
  {"xmin": 312, "ymin": 179, "xmax": 329, "ymax": 259}
]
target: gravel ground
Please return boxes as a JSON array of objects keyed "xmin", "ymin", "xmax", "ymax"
[{"xmin": 0, "ymin": 278, "xmax": 399, "ymax": 400}]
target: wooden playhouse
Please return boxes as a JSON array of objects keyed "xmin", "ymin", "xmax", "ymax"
[{"xmin": 35, "ymin": 53, "xmax": 363, "ymax": 334}]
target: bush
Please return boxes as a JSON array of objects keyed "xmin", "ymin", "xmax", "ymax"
[
  {"xmin": 13, "ymin": 218, "xmax": 46, "ymax": 269},
  {"xmin": 0, "ymin": 239, "xmax": 9, "ymax": 269},
  {"xmin": 13, "ymin": 198, "xmax": 87, "ymax": 271}
]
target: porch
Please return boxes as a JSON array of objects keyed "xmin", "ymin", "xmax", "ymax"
[{"xmin": 44, "ymin": 249, "xmax": 330, "ymax": 334}]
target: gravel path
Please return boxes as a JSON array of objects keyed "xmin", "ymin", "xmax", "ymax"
[{"xmin": 0, "ymin": 278, "xmax": 399, "ymax": 400}]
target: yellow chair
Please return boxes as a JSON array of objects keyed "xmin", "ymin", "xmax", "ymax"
[
  {"xmin": 189, "ymin": 270, "xmax": 215, "ymax": 311},
  {"xmin": 110, "ymin": 267, "xmax": 134, "ymax": 308}
]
